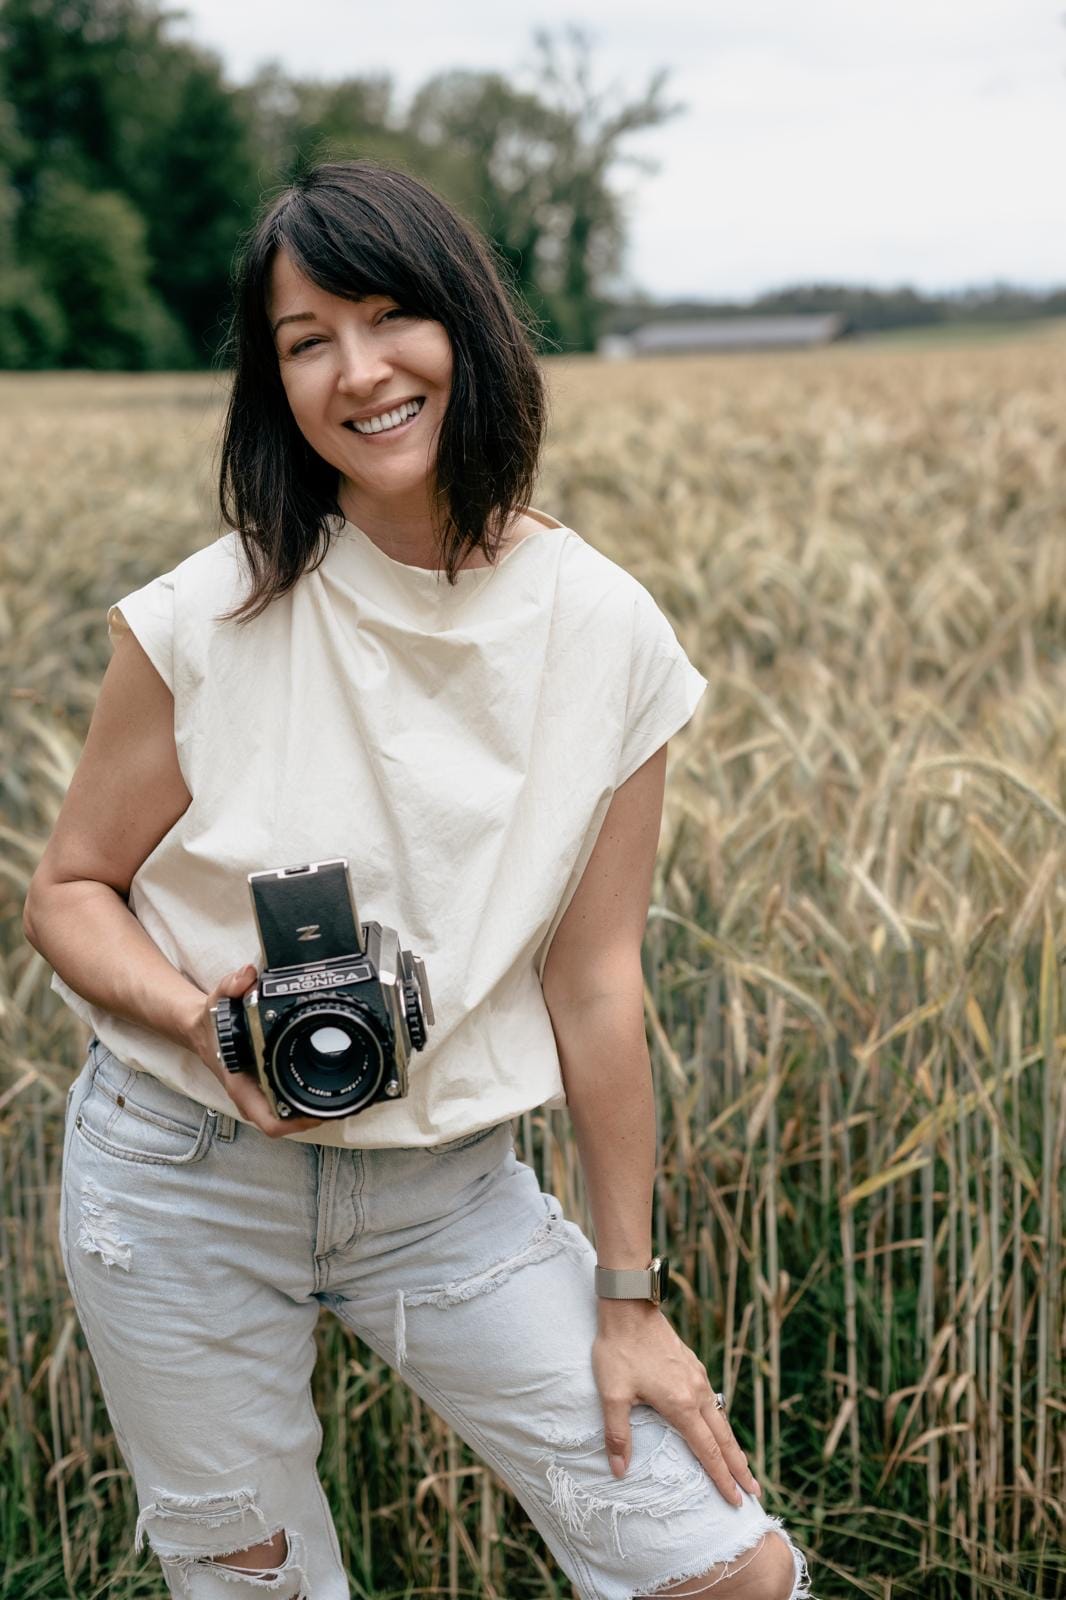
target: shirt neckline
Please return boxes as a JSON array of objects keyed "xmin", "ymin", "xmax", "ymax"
[{"xmin": 338, "ymin": 508, "xmax": 566, "ymax": 581}]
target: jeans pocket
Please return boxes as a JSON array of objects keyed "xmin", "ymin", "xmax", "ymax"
[{"xmin": 74, "ymin": 1052, "xmax": 214, "ymax": 1167}]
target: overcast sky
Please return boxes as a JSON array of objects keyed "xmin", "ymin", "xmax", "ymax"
[{"xmin": 170, "ymin": 0, "xmax": 1065, "ymax": 301}]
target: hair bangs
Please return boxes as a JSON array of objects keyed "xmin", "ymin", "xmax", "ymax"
[{"xmin": 270, "ymin": 187, "xmax": 440, "ymax": 322}]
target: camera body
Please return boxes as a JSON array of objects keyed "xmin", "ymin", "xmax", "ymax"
[{"xmin": 210, "ymin": 858, "xmax": 434, "ymax": 1120}]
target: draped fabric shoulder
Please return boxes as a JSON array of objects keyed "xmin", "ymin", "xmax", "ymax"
[{"xmin": 51, "ymin": 512, "xmax": 708, "ymax": 1147}]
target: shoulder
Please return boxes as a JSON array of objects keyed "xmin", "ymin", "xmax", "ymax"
[
  {"xmin": 121, "ymin": 531, "xmax": 242, "ymax": 596},
  {"xmin": 549, "ymin": 522, "xmax": 659, "ymax": 638},
  {"xmin": 109, "ymin": 533, "xmax": 249, "ymax": 653},
  {"xmin": 523, "ymin": 505, "xmax": 645, "ymax": 604},
  {"xmin": 163, "ymin": 530, "xmax": 248, "ymax": 614},
  {"xmin": 175, "ymin": 529, "xmax": 243, "ymax": 579},
  {"xmin": 542, "ymin": 521, "xmax": 695, "ymax": 690}
]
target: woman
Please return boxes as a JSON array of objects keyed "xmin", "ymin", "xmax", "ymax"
[{"xmin": 27, "ymin": 159, "xmax": 812, "ymax": 1600}]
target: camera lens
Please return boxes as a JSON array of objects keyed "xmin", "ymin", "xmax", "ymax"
[
  {"xmin": 268, "ymin": 1000, "xmax": 388, "ymax": 1116},
  {"xmin": 308, "ymin": 1025, "xmax": 354, "ymax": 1064}
]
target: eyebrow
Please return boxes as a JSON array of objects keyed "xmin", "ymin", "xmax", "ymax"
[{"xmin": 272, "ymin": 311, "xmax": 316, "ymax": 336}]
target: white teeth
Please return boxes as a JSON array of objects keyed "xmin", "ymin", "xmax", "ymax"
[{"xmin": 349, "ymin": 398, "xmax": 423, "ymax": 435}]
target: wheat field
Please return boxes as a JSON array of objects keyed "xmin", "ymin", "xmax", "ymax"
[{"xmin": 1, "ymin": 328, "xmax": 1064, "ymax": 1598}]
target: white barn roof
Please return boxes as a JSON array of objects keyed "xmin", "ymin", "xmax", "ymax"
[{"xmin": 600, "ymin": 313, "xmax": 848, "ymax": 357}]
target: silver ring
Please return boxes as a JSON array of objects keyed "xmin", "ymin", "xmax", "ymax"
[{"xmin": 713, "ymin": 1391, "xmax": 727, "ymax": 1411}]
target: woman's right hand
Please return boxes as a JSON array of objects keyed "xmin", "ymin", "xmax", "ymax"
[{"xmin": 186, "ymin": 964, "xmax": 329, "ymax": 1139}]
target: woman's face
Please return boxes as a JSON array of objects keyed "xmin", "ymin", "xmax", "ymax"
[{"xmin": 268, "ymin": 248, "xmax": 453, "ymax": 521}]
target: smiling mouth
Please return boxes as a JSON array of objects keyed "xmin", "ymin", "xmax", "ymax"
[{"xmin": 342, "ymin": 397, "xmax": 425, "ymax": 437}]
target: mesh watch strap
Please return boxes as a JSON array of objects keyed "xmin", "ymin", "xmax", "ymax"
[{"xmin": 594, "ymin": 1257, "xmax": 670, "ymax": 1303}]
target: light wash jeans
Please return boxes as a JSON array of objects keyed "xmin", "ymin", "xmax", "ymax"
[{"xmin": 59, "ymin": 1037, "xmax": 814, "ymax": 1600}]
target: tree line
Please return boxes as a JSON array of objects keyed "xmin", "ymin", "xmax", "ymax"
[
  {"xmin": 604, "ymin": 282, "xmax": 1066, "ymax": 337},
  {"xmin": 0, "ymin": 0, "xmax": 681, "ymax": 369},
  {"xmin": 4, "ymin": 1, "xmax": 1059, "ymax": 371}
]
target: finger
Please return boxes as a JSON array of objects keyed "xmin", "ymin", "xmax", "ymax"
[
  {"xmin": 667, "ymin": 1409, "xmax": 745, "ymax": 1508},
  {"xmin": 221, "ymin": 1075, "xmax": 325, "ymax": 1139},
  {"xmin": 209, "ymin": 973, "xmax": 324, "ymax": 1136},
  {"xmin": 212, "ymin": 965, "xmax": 256, "ymax": 1004},
  {"xmin": 600, "ymin": 1396, "xmax": 632, "ymax": 1479},
  {"xmin": 700, "ymin": 1400, "xmax": 761, "ymax": 1497}
]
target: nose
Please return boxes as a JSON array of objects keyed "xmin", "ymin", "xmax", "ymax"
[{"xmin": 334, "ymin": 326, "xmax": 393, "ymax": 397}]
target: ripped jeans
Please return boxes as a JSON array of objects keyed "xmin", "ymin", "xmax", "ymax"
[{"xmin": 59, "ymin": 1037, "xmax": 814, "ymax": 1600}]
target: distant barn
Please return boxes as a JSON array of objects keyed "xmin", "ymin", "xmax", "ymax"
[{"xmin": 599, "ymin": 313, "xmax": 851, "ymax": 358}]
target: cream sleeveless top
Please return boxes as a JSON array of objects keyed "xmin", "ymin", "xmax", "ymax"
[{"xmin": 50, "ymin": 508, "xmax": 708, "ymax": 1147}]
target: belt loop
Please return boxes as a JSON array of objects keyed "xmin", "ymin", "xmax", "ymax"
[{"xmin": 214, "ymin": 1112, "xmax": 237, "ymax": 1142}]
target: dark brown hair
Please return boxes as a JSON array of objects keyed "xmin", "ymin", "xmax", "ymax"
[{"xmin": 214, "ymin": 158, "xmax": 548, "ymax": 620}]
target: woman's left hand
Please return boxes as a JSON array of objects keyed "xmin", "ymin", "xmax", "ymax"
[{"xmin": 591, "ymin": 1301, "xmax": 763, "ymax": 1506}]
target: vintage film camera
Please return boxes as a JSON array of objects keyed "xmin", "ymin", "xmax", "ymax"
[{"xmin": 210, "ymin": 858, "xmax": 434, "ymax": 1120}]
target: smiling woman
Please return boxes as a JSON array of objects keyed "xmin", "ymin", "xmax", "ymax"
[
  {"xmin": 38, "ymin": 156, "xmax": 812, "ymax": 1600},
  {"xmin": 215, "ymin": 158, "xmax": 548, "ymax": 607},
  {"xmin": 267, "ymin": 254, "xmax": 456, "ymax": 565}
]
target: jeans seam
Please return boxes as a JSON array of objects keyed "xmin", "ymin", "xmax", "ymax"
[
  {"xmin": 351, "ymin": 1149, "xmax": 366, "ymax": 1244},
  {"xmin": 322, "ymin": 1150, "xmax": 367, "ymax": 1262},
  {"xmin": 344, "ymin": 1316, "xmax": 601, "ymax": 1600},
  {"xmin": 59, "ymin": 1068, "xmax": 141, "ymax": 1476},
  {"xmin": 410, "ymin": 1353, "xmax": 602, "ymax": 1600},
  {"xmin": 314, "ymin": 1148, "xmax": 340, "ymax": 1267},
  {"xmin": 304, "ymin": 1344, "xmax": 348, "ymax": 1586}
]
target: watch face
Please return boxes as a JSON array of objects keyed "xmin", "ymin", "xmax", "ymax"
[{"xmin": 653, "ymin": 1257, "xmax": 670, "ymax": 1303}]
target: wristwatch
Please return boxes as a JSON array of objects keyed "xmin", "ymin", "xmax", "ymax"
[{"xmin": 594, "ymin": 1256, "xmax": 670, "ymax": 1304}]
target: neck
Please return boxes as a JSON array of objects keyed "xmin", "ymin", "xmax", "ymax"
[{"xmin": 337, "ymin": 481, "xmax": 445, "ymax": 566}]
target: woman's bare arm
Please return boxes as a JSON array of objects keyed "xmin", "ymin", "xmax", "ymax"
[
  {"xmin": 541, "ymin": 746, "xmax": 761, "ymax": 1504},
  {"xmin": 540, "ymin": 744, "xmax": 666, "ymax": 1270},
  {"xmin": 22, "ymin": 629, "xmax": 201, "ymax": 1049}
]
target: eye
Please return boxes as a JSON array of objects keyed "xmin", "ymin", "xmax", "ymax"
[
  {"xmin": 381, "ymin": 307, "xmax": 415, "ymax": 322},
  {"xmin": 289, "ymin": 336, "xmax": 323, "ymax": 355}
]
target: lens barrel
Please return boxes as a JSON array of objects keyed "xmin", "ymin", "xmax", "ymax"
[{"xmin": 266, "ymin": 998, "xmax": 389, "ymax": 1117}]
